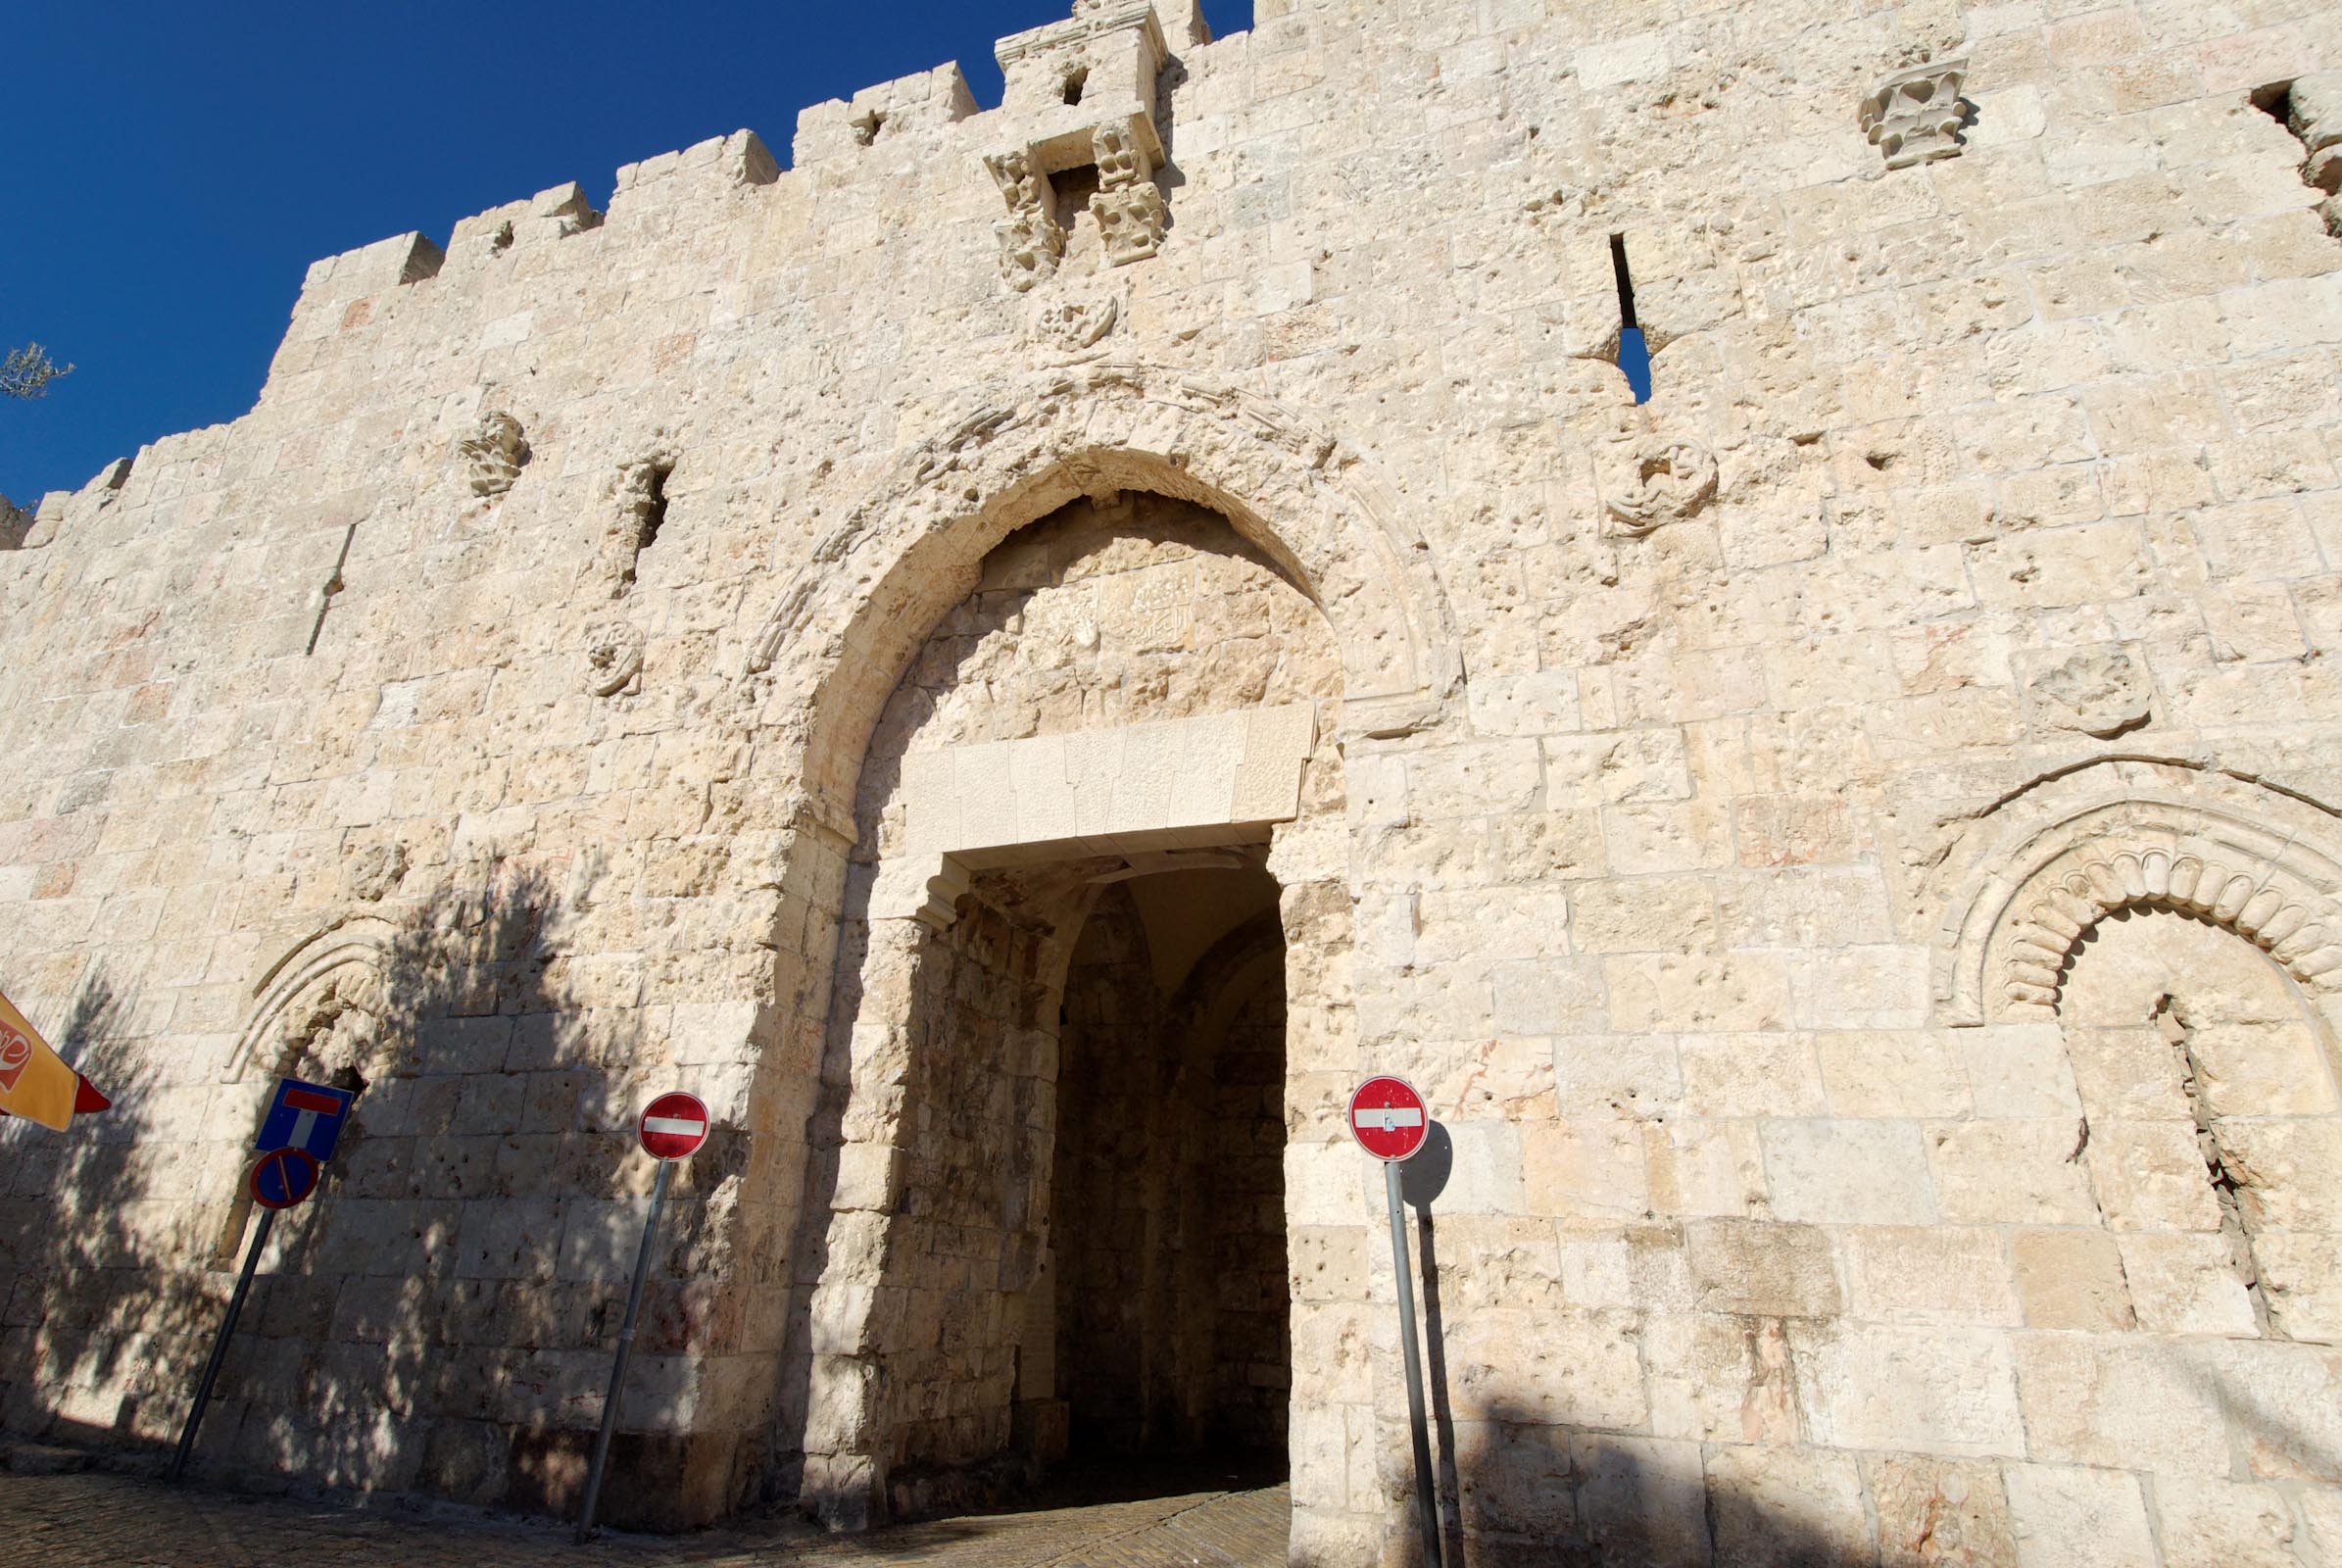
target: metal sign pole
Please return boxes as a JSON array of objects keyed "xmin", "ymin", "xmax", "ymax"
[
  {"xmin": 576, "ymin": 1156, "xmax": 672, "ymax": 1544},
  {"xmin": 167, "ymin": 1205, "xmax": 275, "ymax": 1484},
  {"xmin": 1386, "ymin": 1159, "xmax": 1444, "ymax": 1568}
]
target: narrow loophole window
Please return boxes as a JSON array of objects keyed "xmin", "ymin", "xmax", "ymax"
[
  {"xmin": 637, "ymin": 464, "xmax": 671, "ymax": 555},
  {"xmin": 1611, "ymin": 234, "xmax": 1651, "ymax": 404},
  {"xmin": 615, "ymin": 461, "xmax": 672, "ymax": 594},
  {"xmin": 1062, "ymin": 68, "xmax": 1089, "ymax": 106}
]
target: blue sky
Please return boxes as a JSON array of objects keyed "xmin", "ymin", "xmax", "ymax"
[{"xmin": 2, "ymin": 1, "xmax": 1248, "ymax": 506}]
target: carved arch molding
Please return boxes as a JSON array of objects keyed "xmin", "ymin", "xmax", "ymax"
[
  {"xmin": 1930, "ymin": 759, "xmax": 2342, "ymax": 1024},
  {"xmin": 227, "ymin": 915, "xmax": 402, "ymax": 1083},
  {"xmin": 739, "ymin": 363, "xmax": 1463, "ymax": 832}
]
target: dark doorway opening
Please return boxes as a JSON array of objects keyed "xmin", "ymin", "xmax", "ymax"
[{"xmin": 1043, "ymin": 870, "xmax": 1291, "ymax": 1498}]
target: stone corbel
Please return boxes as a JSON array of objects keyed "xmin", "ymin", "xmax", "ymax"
[
  {"xmin": 985, "ymin": 148, "xmax": 1067, "ymax": 292},
  {"xmin": 1860, "ymin": 57, "xmax": 1969, "ymax": 170},
  {"xmin": 1089, "ymin": 122, "xmax": 1168, "ymax": 266},
  {"xmin": 873, "ymin": 852, "xmax": 974, "ymax": 931}
]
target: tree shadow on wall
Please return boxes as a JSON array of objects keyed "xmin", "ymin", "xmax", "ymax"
[
  {"xmin": 2, "ymin": 865, "xmax": 726, "ymax": 1529},
  {"xmin": 223, "ymin": 867, "xmax": 586, "ymax": 1510},
  {"xmin": 0, "ymin": 965, "xmax": 218, "ymax": 1450}
]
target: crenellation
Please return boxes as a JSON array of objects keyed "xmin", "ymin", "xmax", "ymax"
[
  {"xmin": 299, "ymin": 231, "xmax": 447, "ymax": 307},
  {"xmin": 794, "ymin": 63, "xmax": 980, "ymax": 171},
  {"xmin": 444, "ymin": 182, "xmax": 605, "ymax": 267},
  {"xmin": 609, "ymin": 128, "xmax": 780, "ymax": 212}
]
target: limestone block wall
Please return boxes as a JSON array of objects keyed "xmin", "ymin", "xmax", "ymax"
[{"xmin": 0, "ymin": 0, "xmax": 2336, "ymax": 1560}]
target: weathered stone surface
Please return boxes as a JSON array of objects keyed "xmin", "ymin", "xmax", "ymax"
[
  {"xmin": 1685, "ymin": 1219, "xmax": 1841, "ymax": 1318},
  {"xmin": 2010, "ymin": 1337, "xmax": 2230, "ymax": 1475},
  {"xmin": 1867, "ymin": 1454, "xmax": 2019, "ymax": 1568},
  {"xmin": 2018, "ymin": 646, "xmax": 2155, "ymax": 738},
  {"xmin": 1705, "ymin": 1445, "xmax": 1875, "ymax": 1565},
  {"xmin": 2002, "ymin": 1465, "xmax": 2157, "ymax": 1568},
  {"xmin": 2151, "ymin": 1477, "xmax": 2303, "ymax": 1568},
  {"xmin": 4, "ymin": 0, "xmax": 2342, "ymax": 1559},
  {"xmin": 1790, "ymin": 1324, "xmax": 2025, "ymax": 1459}
]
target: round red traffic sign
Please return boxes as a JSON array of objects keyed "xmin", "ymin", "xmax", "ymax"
[
  {"xmin": 1348, "ymin": 1076, "xmax": 1430, "ymax": 1162},
  {"xmin": 250, "ymin": 1147, "xmax": 321, "ymax": 1209},
  {"xmin": 638, "ymin": 1092, "xmax": 710, "ymax": 1160}
]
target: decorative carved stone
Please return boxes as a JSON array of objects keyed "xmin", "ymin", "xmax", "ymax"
[
  {"xmin": 582, "ymin": 620, "xmax": 645, "ymax": 697},
  {"xmin": 1604, "ymin": 436, "xmax": 1719, "ymax": 536},
  {"xmin": 2025, "ymin": 647, "xmax": 2155, "ymax": 739},
  {"xmin": 1089, "ymin": 123, "xmax": 1166, "ymax": 266},
  {"xmin": 986, "ymin": 149, "xmax": 1066, "ymax": 292},
  {"xmin": 1029, "ymin": 292, "xmax": 1120, "ymax": 361},
  {"xmin": 2000, "ymin": 849, "xmax": 2340, "ymax": 1013},
  {"xmin": 1092, "ymin": 185, "xmax": 1167, "ymax": 268},
  {"xmin": 272, "ymin": 968, "xmax": 390, "ymax": 1084},
  {"xmin": 344, "ymin": 841, "xmax": 409, "ymax": 903},
  {"xmin": 458, "ymin": 411, "xmax": 529, "ymax": 497},
  {"xmin": 996, "ymin": 210, "xmax": 1070, "ymax": 291},
  {"xmin": 986, "ymin": 146, "xmax": 1049, "ymax": 212},
  {"xmin": 601, "ymin": 454, "xmax": 673, "ymax": 595},
  {"xmin": 1860, "ymin": 58, "xmax": 1969, "ymax": 170},
  {"xmin": 2284, "ymin": 73, "xmax": 2342, "ymax": 235},
  {"xmin": 1092, "ymin": 121, "xmax": 1150, "ymax": 190}
]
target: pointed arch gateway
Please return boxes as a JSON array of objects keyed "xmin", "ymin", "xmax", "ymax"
[
  {"xmin": 742, "ymin": 363, "xmax": 1460, "ymax": 822},
  {"xmin": 739, "ymin": 367, "xmax": 1461, "ymax": 1532}
]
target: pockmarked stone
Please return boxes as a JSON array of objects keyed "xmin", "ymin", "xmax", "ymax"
[{"xmin": 2, "ymin": 0, "xmax": 2341, "ymax": 1560}]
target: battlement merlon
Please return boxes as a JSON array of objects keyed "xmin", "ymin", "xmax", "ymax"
[
  {"xmin": 277, "ymin": 135, "xmax": 768, "ymax": 333},
  {"xmin": 794, "ymin": 63, "xmax": 981, "ymax": 170},
  {"xmin": 295, "ymin": 230, "xmax": 445, "ymax": 310},
  {"xmin": 443, "ymin": 181, "xmax": 604, "ymax": 270}
]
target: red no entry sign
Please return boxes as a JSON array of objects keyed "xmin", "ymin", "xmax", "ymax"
[
  {"xmin": 1349, "ymin": 1076, "xmax": 1429, "ymax": 1161},
  {"xmin": 638, "ymin": 1092, "xmax": 709, "ymax": 1160},
  {"xmin": 250, "ymin": 1147, "xmax": 321, "ymax": 1209}
]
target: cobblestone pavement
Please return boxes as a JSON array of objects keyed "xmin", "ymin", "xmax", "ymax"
[{"xmin": 0, "ymin": 1466, "xmax": 1292, "ymax": 1568}]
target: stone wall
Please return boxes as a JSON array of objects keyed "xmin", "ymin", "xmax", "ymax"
[{"xmin": 0, "ymin": 0, "xmax": 2339, "ymax": 1561}]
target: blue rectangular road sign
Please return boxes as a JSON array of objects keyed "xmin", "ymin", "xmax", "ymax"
[{"xmin": 254, "ymin": 1077, "xmax": 353, "ymax": 1162}]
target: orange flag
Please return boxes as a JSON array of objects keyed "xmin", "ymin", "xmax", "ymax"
[{"xmin": 0, "ymin": 990, "xmax": 84, "ymax": 1130}]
